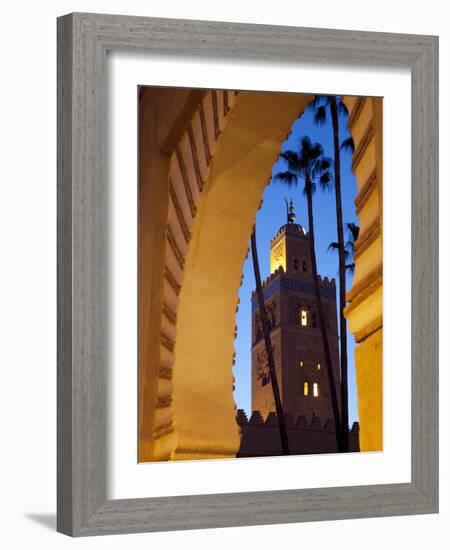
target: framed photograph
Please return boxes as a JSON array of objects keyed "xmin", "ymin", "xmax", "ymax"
[{"xmin": 57, "ymin": 12, "xmax": 438, "ymax": 536}]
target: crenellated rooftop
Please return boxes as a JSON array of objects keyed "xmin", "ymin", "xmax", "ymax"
[
  {"xmin": 259, "ymin": 266, "xmax": 285, "ymax": 290},
  {"xmin": 236, "ymin": 409, "xmax": 359, "ymax": 434},
  {"xmin": 253, "ymin": 268, "xmax": 335, "ymax": 294},
  {"xmin": 251, "ymin": 268, "xmax": 336, "ymax": 305}
]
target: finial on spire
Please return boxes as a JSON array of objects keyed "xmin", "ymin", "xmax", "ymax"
[{"xmin": 287, "ymin": 198, "xmax": 296, "ymax": 224}]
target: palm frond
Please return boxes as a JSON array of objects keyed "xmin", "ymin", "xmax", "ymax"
[
  {"xmin": 328, "ymin": 241, "xmax": 339, "ymax": 252},
  {"xmin": 305, "ymin": 143, "xmax": 324, "ymax": 175},
  {"xmin": 311, "ymin": 141, "xmax": 324, "ymax": 159},
  {"xmin": 319, "ymin": 156, "xmax": 332, "ymax": 171},
  {"xmin": 313, "ymin": 105, "xmax": 327, "ymax": 126},
  {"xmin": 307, "ymin": 95, "xmax": 326, "ymax": 111},
  {"xmin": 299, "ymin": 135, "xmax": 313, "ymax": 154},
  {"xmin": 279, "ymin": 150, "xmax": 300, "ymax": 172},
  {"xmin": 337, "ymin": 100, "xmax": 349, "ymax": 118},
  {"xmin": 273, "ymin": 170, "xmax": 298, "ymax": 188},
  {"xmin": 345, "ymin": 240, "xmax": 355, "ymax": 254},
  {"xmin": 278, "ymin": 135, "xmax": 334, "ymax": 196},
  {"xmin": 346, "ymin": 222, "xmax": 360, "ymax": 242},
  {"xmin": 311, "ymin": 154, "xmax": 333, "ymax": 182},
  {"xmin": 345, "ymin": 262, "xmax": 355, "ymax": 274},
  {"xmin": 340, "ymin": 136, "xmax": 355, "ymax": 153},
  {"xmin": 329, "ymin": 241, "xmax": 351, "ymax": 260},
  {"xmin": 319, "ymin": 171, "xmax": 333, "ymax": 191}
]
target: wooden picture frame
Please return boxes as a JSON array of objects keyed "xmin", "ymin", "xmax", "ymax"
[{"xmin": 57, "ymin": 12, "xmax": 438, "ymax": 536}]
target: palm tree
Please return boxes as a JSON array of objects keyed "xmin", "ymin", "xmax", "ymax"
[
  {"xmin": 251, "ymin": 226, "xmax": 290, "ymax": 455},
  {"xmin": 343, "ymin": 222, "xmax": 360, "ymax": 273},
  {"xmin": 329, "ymin": 222, "xmax": 360, "ymax": 273},
  {"xmin": 274, "ymin": 136, "xmax": 343, "ymax": 452},
  {"xmin": 309, "ymin": 95, "xmax": 354, "ymax": 451}
]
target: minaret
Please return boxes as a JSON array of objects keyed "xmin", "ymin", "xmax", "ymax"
[
  {"xmin": 251, "ymin": 201, "xmax": 340, "ymax": 422},
  {"xmin": 270, "ymin": 199, "xmax": 310, "ymax": 276}
]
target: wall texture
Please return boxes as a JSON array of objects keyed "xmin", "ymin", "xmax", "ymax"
[{"xmin": 343, "ymin": 96, "xmax": 383, "ymax": 451}]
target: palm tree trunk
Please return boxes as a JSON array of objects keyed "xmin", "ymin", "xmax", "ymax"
[
  {"xmin": 305, "ymin": 177, "xmax": 343, "ymax": 452},
  {"xmin": 251, "ymin": 227, "xmax": 290, "ymax": 455},
  {"xmin": 329, "ymin": 97, "xmax": 349, "ymax": 452}
]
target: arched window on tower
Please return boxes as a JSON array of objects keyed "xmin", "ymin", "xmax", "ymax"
[
  {"xmin": 294, "ymin": 258, "xmax": 299, "ymax": 271},
  {"xmin": 313, "ymin": 382, "xmax": 319, "ymax": 397},
  {"xmin": 302, "ymin": 260, "xmax": 307, "ymax": 272},
  {"xmin": 303, "ymin": 381, "xmax": 309, "ymax": 397},
  {"xmin": 300, "ymin": 309, "xmax": 308, "ymax": 326}
]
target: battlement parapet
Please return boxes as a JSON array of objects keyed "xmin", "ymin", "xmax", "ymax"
[
  {"xmin": 251, "ymin": 271, "xmax": 336, "ymax": 309},
  {"xmin": 317, "ymin": 275, "xmax": 336, "ymax": 287},
  {"xmin": 261, "ymin": 266, "xmax": 284, "ymax": 289},
  {"xmin": 236, "ymin": 410, "xmax": 360, "ymax": 456},
  {"xmin": 251, "ymin": 266, "xmax": 284, "ymax": 298},
  {"xmin": 237, "ymin": 409, "xmax": 359, "ymax": 434},
  {"xmin": 236, "ymin": 409, "xmax": 248, "ymax": 425},
  {"xmin": 250, "ymin": 263, "xmax": 336, "ymax": 307}
]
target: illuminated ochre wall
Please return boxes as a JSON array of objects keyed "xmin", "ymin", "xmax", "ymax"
[
  {"xmin": 139, "ymin": 89, "xmax": 383, "ymax": 461},
  {"xmin": 342, "ymin": 96, "xmax": 383, "ymax": 452}
]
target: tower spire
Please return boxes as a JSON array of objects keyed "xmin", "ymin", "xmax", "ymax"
[{"xmin": 287, "ymin": 198, "xmax": 296, "ymax": 224}]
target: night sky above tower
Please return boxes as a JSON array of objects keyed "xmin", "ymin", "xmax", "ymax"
[{"xmin": 233, "ymin": 106, "xmax": 359, "ymax": 423}]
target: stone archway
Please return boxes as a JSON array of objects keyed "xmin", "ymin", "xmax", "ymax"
[{"xmin": 138, "ymin": 88, "xmax": 383, "ymax": 461}]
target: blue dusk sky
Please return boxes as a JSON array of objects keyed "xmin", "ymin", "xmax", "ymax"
[{"xmin": 233, "ymin": 99, "xmax": 360, "ymax": 425}]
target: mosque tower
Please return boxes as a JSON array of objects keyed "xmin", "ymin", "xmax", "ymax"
[{"xmin": 251, "ymin": 200, "xmax": 341, "ymax": 421}]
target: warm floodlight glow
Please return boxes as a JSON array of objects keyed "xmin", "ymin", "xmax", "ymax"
[
  {"xmin": 303, "ymin": 382, "xmax": 309, "ymax": 396},
  {"xmin": 270, "ymin": 239, "xmax": 286, "ymax": 274},
  {"xmin": 301, "ymin": 309, "xmax": 308, "ymax": 326},
  {"xmin": 313, "ymin": 383, "xmax": 319, "ymax": 397},
  {"xmin": 317, "ymin": 362, "xmax": 321, "ymax": 371}
]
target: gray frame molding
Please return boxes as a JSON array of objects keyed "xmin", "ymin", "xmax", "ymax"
[{"xmin": 57, "ymin": 12, "xmax": 438, "ymax": 536}]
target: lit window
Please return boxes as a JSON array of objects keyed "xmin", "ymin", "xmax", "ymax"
[
  {"xmin": 300, "ymin": 309, "xmax": 308, "ymax": 326},
  {"xmin": 317, "ymin": 363, "xmax": 321, "ymax": 371},
  {"xmin": 313, "ymin": 383, "xmax": 319, "ymax": 397},
  {"xmin": 303, "ymin": 382, "xmax": 309, "ymax": 396},
  {"xmin": 299, "ymin": 360, "xmax": 304, "ymax": 368}
]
